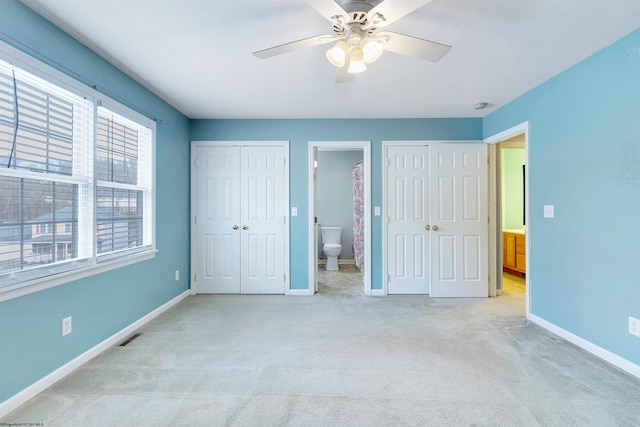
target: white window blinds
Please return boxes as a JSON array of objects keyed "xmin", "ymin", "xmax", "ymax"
[
  {"xmin": 95, "ymin": 106, "xmax": 153, "ymax": 259},
  {"xmin": 0, "ymin": 48, "xmax": 155, "ymax": 294}
]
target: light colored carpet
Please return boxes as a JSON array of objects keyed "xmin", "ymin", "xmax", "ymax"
[{"xmin": 3, "ymin": 275, "xmax": 640, "ymax": 426}]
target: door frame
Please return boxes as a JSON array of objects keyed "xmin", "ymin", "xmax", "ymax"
[
  {"xmin": 484, "ymin": 122, "xmax": 530, "ymax": 318},
  {"xmin": 307, "ymin": 141, "xmax": 372, "ymax": 295},
  {"xmin": 190, "ymin": 140, "xmax": 291, "ymax": 295}
]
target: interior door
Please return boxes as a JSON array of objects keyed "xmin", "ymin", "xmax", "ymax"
[
  {"xmin": 429, "ymin": 143, "xmax": 488, "ymax": 297},
  {"xmin": 195, "ymin": 146, "xmax": 241, "ymax": 293},
  {"xmin": 240, "ymin": 146, "xmax": 286, "ymax": 294},
  {"xmin": 386, "ymin": 146, "xmax": 430, "ymax": 294},
  {"xmin": 194, "ymin": 145, "xmax": 285, "ymax": 294}
]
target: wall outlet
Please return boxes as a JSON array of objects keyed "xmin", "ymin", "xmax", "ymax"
[
  {"xmin": 175, "ymin": 270, "xmax": 180, "ymax": 281},
  {"xmin": 629, "ymin": 316, "xmax": 640, "ymax": 337},
  {"xmin": 62, "ymin": 316, "xmax": 72, "ymax": 336},
  {"xmin": 543, "ymin": 205, "xmax": 555, "ymax": 218}
]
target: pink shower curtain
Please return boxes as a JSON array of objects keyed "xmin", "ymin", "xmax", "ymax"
[{"xmin": 353, "ymin": 161, "xmax": 364, "ymax": 272}]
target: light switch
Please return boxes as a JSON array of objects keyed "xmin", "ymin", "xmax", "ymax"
[
  {"xmin": 543, "ymin": 205, "xmax": 554, "ymax": 218},
  {"xmin": 291, "ymin": 207, "xmax": 298, "ymax": 217},
  {"xmin": 374, "ymin": 206, "xmax": 381, "ymax": 216}
]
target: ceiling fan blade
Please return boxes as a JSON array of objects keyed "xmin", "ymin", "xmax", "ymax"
[
  {"xmin": 253, "ymin": 35, "xmax": 340, "ymax": 59},
  {"xmin": 368, "ymin": 0, "xmax": 433, "ymax": 27},
  {"xmin": 377, "ymin": 31, "xmax": 451, "ymax": 62},
  {"xmin": 304, "ymin": 0, "xmax": 348, "ymax": 21},
  {"xmin": 335, "ymin": 58, "xmax": 354, "ymax": 84}
]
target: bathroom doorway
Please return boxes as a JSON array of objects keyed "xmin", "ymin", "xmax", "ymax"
[
  {"xmin": 308, "ymin": 141, "xmax": 371, "ymax": 295},
  {"xmin": 486, "ymin": 122, "xmax": 530, "ymax": 317}
]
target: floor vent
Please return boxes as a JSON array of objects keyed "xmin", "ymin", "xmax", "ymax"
[{"xmin": 118, "ymin": 332, "xmax": 142, "ymax": 347}]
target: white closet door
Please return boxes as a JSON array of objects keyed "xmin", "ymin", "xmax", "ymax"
[
  {"xmin": 429, "ymin": 143, "xmax": 488, "ymax": 297},
  {"xmin": 240, "ymin": 146, "xmax": 286, "ymax": 294},
  {"xmin": 194, "ymin": 145, "xmax": 286, "ymax": 294},
  {"xmin": 386, "ymin": 146, "xmax": 430, "ymax": 294},
  {"xmin": 195, "ymin": 146, "xmax": 241, "ymax": 293}
]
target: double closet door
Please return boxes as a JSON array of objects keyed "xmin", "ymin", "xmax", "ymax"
[
  {"xmin": 386, "ymin": 143, "xmax": 488, "ymax": 297},
  {"xmin": 194, "ymin": 145, "xmax": 286, "ymax": 294}
]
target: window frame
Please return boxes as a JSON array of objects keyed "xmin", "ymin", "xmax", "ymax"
[{"xmin": 0, "ymin": 41, "xmax": 156, "ymax": 303}]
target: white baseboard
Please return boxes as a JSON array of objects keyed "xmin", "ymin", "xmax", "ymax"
[
  {"xmin": 317, "ymin": 259, "xmax": 356, "ymax": 265},
  {"xmin": 0, "ymin": 289, "xmax": 190, "ymax": 419},
  {"xmin": 289, "ymin": 288, "xmax": 314, "ymax": 296},
  {"xmin": 530, "ymin": 314, "xmax": 640, "ymax": 379},
  {"xmin": 371, "ymin": 289, "xmax": 385, "ymax": 296}
]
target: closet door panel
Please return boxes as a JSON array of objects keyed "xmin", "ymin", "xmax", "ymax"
[
  {"xmin": 240, "ymin": 147, "xmax": 286, "ymax": 294},
  {"xmin": 195, "ymin": 146, "xmax": 241, "ymax": 293}
]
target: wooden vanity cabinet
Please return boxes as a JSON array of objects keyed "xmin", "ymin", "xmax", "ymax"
[{"xmin": 503, "ymin": 231, "xmax": 526, "ymax": 275}]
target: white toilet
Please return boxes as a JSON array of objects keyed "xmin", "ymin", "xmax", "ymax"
[{"xmin": 321, "ymin": 226, "xmax": 342, "ymax": 271}]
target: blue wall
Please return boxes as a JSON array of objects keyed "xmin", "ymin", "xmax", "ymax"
[
  {"xmin": 191, "ymin": 119, "xmax": 482, "ymax": 290},
  {"xmin": 0, "ymin": 1, "xmax": 191, "ymax": 403},
  {"xmin": 485, "ymin": 28, "xmax": 640, "ymax": 366}
]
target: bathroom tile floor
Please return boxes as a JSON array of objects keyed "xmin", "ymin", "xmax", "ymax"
[{"xmin": 317, "ymin": 263, "xmax": 364, "ymax": 295}]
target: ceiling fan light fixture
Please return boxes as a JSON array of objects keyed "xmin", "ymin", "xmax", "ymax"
[
  {"xmin": 347, "ymin": 47, "xmax": 367, "ymax": 74},
  {"xmin": 361, "ymin": 38, "xmax": 383, "ymax": 64},
  {"xmin": 326, "ymin": 41, "xmax": 348, "ymax": 67}
]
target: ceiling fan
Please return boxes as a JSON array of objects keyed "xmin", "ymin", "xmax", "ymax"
[{"xmin": 253, "ymin": 0, "xmax": 451, "ymax": 83}]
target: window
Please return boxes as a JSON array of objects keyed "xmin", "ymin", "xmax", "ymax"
[
  {"xmin": 0, "ymin": 44, "xmax": 155, "ymax": 297},
  {"xmin": 95, "ymin": 106, "xmax": 153, "ymax": 260}
]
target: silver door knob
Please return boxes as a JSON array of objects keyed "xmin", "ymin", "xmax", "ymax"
[
  {"xmin": 242, "ymin": 225, "xmax": 248, "ymax": 230},
  {"xmin": 425, "ymin": 225, "xmax": 431, "ymax": 231},
  {"xmin": 432, "ymin": 225, "xmax": 439, "ymax": 231},
  {"xmin": 233, "ymin": 225, "xmax": 239, "ymax": 230}
]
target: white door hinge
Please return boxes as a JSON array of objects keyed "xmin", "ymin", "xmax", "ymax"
[{"xmin": 194, "ymin": 274, "xmax": 197, "ymax": 282}]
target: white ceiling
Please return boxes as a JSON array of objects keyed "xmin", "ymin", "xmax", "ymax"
[{"xmin": 19, "ymin": 0, "xmax": 640, "ymax": 119}]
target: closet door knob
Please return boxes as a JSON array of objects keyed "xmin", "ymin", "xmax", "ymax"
[
  {"xmin": 232, "ymin": 225, "xmax": 239, "ymax": 230},
  {"xmin": 425, "ymin": 225, "xmax": 431, "ymax": 231},
  {"xmin": 242, "ymin": 225, "xmax": 249, "ymax": 230},
  {"xmin": 432, "ymin": 225, "xmax": 439, "ymax": 231}
]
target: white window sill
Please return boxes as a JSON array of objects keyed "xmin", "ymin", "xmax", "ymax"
[{"xmin": 0, "ymin": 249, "xmax": 158, "ymax": 303}]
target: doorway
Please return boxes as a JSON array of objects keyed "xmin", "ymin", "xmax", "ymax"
[
  {"xmin": 308, "ymin": 141, "xmax": 371, "ymax": 295},
  {"xmin": 485, "ymin": 123, "xmax": 530, "ymax": 317}
]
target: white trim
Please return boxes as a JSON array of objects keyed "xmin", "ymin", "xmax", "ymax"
[
  {"xmin": 289, "ymin": 288, "xmax": 315, "ymax": 296},
  {"xmin": 189, "ymin": 141, "xmax": 290, "ymax": 295},
  {"xmin": 0, "ymin": 289, "xmax": 190, "ymax": 419},
  {"xmin": 317, "ymin": 259, "xmax": 357, "ymax": 265},
  {"xmin": 483, "ymin": 122, "xmax": 530, "ymax": 318},
  {"xmin": 530, "ymin": 314, "xmax": 640, "ymax": 379},
  {"xmin": 308, "ymin": 141, "xmax": 372, "ymax": 295},
  {"xmin": 371, "ymin": 289, "xmax": 385, "ymax": 296}
]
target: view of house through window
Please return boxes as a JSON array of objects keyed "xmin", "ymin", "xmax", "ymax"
[{"xmin": 0, "ymin": 49, "xmax": 155, "ymax": 292}]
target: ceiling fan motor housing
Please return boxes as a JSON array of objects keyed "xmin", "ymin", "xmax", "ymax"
[{"xmin": 337, "ymin": 0, "xmax": 383, "ymax": 13}]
